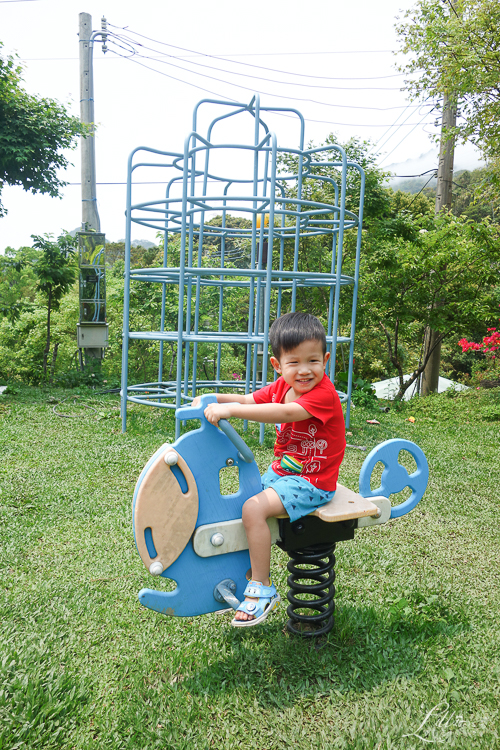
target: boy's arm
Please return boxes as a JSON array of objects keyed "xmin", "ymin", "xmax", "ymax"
[
  {"xmin": 204, "ymin": 400, "xmax": 311, "ymax": 425},
  {"xmin": 191, "ymin": 392, "xmax": 256, "ymax": 408}
]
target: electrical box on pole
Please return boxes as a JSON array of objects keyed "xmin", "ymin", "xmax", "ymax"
[
  {"xmin": 78, "ymin": 12, "xmax": 109, "ymax": 365},
  {"xmin": 77, "ymin": 232, "xmax": 108, "ymax": 354}
]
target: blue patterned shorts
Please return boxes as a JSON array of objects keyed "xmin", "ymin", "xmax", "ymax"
[{"xmin": 261, "ymin": 465, "xmax": 335, "ymax": 523}]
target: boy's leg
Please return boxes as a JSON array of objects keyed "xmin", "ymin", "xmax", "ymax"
[{"xmin": 234, "ymin": 487, "xmax": 284, "ymax": 623}]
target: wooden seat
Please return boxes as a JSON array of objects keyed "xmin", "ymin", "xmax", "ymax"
[{"xmin": 276, "ymin": 483, "xmax": 379, "ymax": 523}]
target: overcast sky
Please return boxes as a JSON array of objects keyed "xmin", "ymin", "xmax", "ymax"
[{"xmin": 1, "ymin": 0, "xmax": 483, "ymax": 251}]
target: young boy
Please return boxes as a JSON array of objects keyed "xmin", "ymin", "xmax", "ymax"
[{"xmin": 195, "ymin": 312, "xmax": 346, "ymax": 627}]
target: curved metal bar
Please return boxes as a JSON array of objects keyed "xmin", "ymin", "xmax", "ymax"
[{"xmin": 217, "ymin": 420, "xmax": 255, "ymax": 464}]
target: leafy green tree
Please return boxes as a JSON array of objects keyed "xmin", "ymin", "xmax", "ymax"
[
  {"xmin": 0, "ymin": 46, "xmax": 84, "ymax": 216},
  {"xmin": 0, "ymin": 284, "xmax": 81, "ymax": 386},
  {"xmin": 31, "ymin": 233, "xmax": 77, "ymax": 378},
  {"xmin": 367, "ymin": 189, "xmax": 434, "ymax": 246},
  {"xmin": 385, "ymin": 189, "xmax": 434, "ymax": 220},
  {"xmin": 274, "ymin": 135, "xmax": 392, "ymax": 331},
  {"xmin": 396, "ymin": 0, "xmax": 500, "ymax": 160},
  {"xmin": 278, "ymin": 134, "xmax": 391, "ymax": 224},
  {"xmin": 358, "ymin": 213, "xmax": 500, "ymax": 398},
  {"xmin": 452, "ymin": 167, "xmax": 498, "ymax": 221},
  {"xmin": 202, "ymin": 215, "xmax": 253, "ymax": 268},
  {"xmin": 0, "ymin": 247, "xmax": 37, "ymax": 321},
  {"xmin": 105, "ymin": 241, "xmax": 161, "ymax": 270}
]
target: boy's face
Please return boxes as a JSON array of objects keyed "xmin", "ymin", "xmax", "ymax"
[{"xmin": 270, "ymin": 339, "xmax": 330, "ymax": 397}]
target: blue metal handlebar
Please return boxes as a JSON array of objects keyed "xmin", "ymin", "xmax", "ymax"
[
  {"xmin": 176, "ymin": 394, "xmax": 255, "ymax": 464},
  {"xmin": 218, "ymin": 419, "xmax": 255, "ymax": 464}
]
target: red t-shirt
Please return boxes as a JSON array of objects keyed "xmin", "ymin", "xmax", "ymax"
[{"xmin": 253, "ymin": 374, "xmax": 346, "ymax": 491}]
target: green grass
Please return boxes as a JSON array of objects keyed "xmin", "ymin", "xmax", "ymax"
[{"xmin": 0, "ymin": 385, "xmax": 499, "ymax": 749}]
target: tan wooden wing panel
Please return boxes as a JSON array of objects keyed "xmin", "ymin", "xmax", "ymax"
[{"xmin": 134, "ymin": 448, "xmax": 198, "ymax": 573}]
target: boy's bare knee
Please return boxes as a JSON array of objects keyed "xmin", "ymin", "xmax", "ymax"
[{"xmin": 242, "ymin": 495, "xmax": 262, "ymax": 526}]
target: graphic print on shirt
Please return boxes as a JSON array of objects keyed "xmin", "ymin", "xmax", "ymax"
[{"xmin": 276, "ymin": 422, "xmax": 328, "ymax": 474}]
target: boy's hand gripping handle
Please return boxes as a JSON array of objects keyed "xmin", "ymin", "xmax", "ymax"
[{"xmin": 176, "ymin": 394, "xmax": 255, "ymax": 464}]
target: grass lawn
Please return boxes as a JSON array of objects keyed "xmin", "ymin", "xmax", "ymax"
[{"xmin": 0, "ymin": 385, "xmax": 499, "ymax": 749}]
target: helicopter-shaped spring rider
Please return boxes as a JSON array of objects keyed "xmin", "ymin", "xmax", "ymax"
[{"xmin": 133, "ymin": 395, "xmax": 429, "ymax": 637}]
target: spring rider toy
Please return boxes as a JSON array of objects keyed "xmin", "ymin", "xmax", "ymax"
[{"xmin": 132, "ymin": 395, "xmax": 429, "ymax": 637}]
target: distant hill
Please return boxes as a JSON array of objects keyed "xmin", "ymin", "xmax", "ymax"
[
  {"xmin": 67, "ymin": 230, "xmax": 156, "ymax": 250},
  {"xmin": 385, "ymin": 167, "xmax": 495, "ymax": 221},
  {"xmin": 386, "ymin": 145, "xmax": 485, "ymax": 196},
  {"xmin": 388, "ymin": 173, "xmax": 438, "ymax": 195},
  {"xmin": 116, "ymin": 239, "xmax": 156, "ymax": 249}
]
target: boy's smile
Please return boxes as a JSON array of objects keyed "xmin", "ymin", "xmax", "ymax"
[{"xmin": 270, "ymin": 339, "xmax": 330, "ymax": 399}]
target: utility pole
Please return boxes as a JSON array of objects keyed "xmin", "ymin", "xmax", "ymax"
[
  {"xmin": 420, "ymin": 0, "xmax": 458, "ymax": 397},
  {"xmin": 434, "ymin": 94, "xmax": 457, "ymax": 215},
  {"xmin": 420, "ymin": 102, "xmax": 456, "ymax": 397},
  {"xmin": 77, "ymin": 13, "xmax": 109, "ymax": 365},
  {"xmin": 421, "ymin": 94, "xmax": 456, "ymax": 396},
  {"xmin": 79, "ymin": 12, "xmax": 100, "ymax": 232}
]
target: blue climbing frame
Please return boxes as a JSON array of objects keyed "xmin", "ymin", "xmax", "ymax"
[{"xmin": 120, "ymin": 95, "xmax": 365, "ymax": 439}]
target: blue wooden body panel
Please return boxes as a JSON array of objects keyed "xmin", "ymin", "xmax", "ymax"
[
  {"xmin": 138, "ymin": 548, "xmax": 253, "ymax": 617},
  {"xmin": 134, "ymin": 395, "xmax": 263, "ymax": 616}
]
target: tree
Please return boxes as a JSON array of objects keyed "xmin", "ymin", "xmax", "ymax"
[
  {"xmin": 31, "ymin": 233, "xmax": 77, "ymax": 379},
  {"xmin": 105, "ymin": 241, "xmax": 161, "ymax": 270},
  {"xmin": 451, "ymin": 168, "xmax": 498, "ymax": 220},
  {"xmin": 358, "ymin": 213, "xmax": 500, "ymax": 398},
  {"xmin": 278, "ymin": 134, "xmax": 391, "ymax": 224},
  {"xmin": 0, "ymin": 253, "xmax": 28, "ymax": 321},
  {"xmin": 396, "ymin": 0, "xmax": 500, "ymax": 160},
  {"xmin": 0, "ymin": 46, "xmax": 84, "ymax": 216},
  {"xmin": 202, "ymin": 215, "xmax": 253, "ymax": 268},
  {"xmin": 274, "ymin": 135, "xmax": 392, "ymax": 329}
]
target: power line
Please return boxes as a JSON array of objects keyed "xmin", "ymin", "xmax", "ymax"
[
  {"xmin": 64, "ymin": 183, "xmax": 116, "ymax": 186},
  {"xmin": 377, "ymin": 109, "xmax": 433, "ymax": 167},
  {"xmin": 405, "ymin": 172, "xmax": 438, "ymax": 207},
  {"xmin": 19, "ymin": 52, "xmax": 405, "ymax": 82},
  {"xmin": 69, "ymin": 173, "xmax": 443, "ymax": 185},
  {"xmin": 20, "ymin": 57, "xmax": 80, "ymax": 61},
  {"xmin": 206, "ymin": 50, "xmax": 394, "ymax": 57},
  {"xmin": 67, "ymin": 181, "xmax": 246, "ymax": 186},
  {"xmin": 109, "ymin": 47, "xmax": 433, "ymax": 129},
  {"xmin": 392, "ymin": 169, "xmax": 439, "ymax": 178},
  {"xmin": 107, "ymin": 38, "xmax": 434, "ymax": 125},
  {"xmin": 108, "ymin": 47, "xmax": 240, "ymax": 105},
  {"xmin": 68, "ymin": 170, "xmax": 446, "ymax": 186},
  {"xmin": 211, "ymin": 50, "xmax": 394, "ymax": 56},
  {"xmin": 117, "ymin": 47, "xmax": 409, "ymax": 103},
  {"xmin": 108, "ymin": 24, "xmax": 396, "ymax": 82},
  {"xmin": 374, "ymin": 101, "xmax": 434, "ymax": 155},
  {"xmin": 110, "ymin": 31, "xmax": 406, "ymax": 93},
  {"xmin": 369, "ymin": 104, "xmax": 416, "ymax": 153}
]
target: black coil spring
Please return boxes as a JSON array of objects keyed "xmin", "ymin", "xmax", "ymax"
[{"xmin": 286, "ymin": 542, "xmax": 336, "ymax": 637}]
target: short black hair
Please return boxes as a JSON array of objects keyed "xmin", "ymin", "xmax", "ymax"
[{"xmin": 269, "ymin": 312, "xmax": 327, "ymax": 360}]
